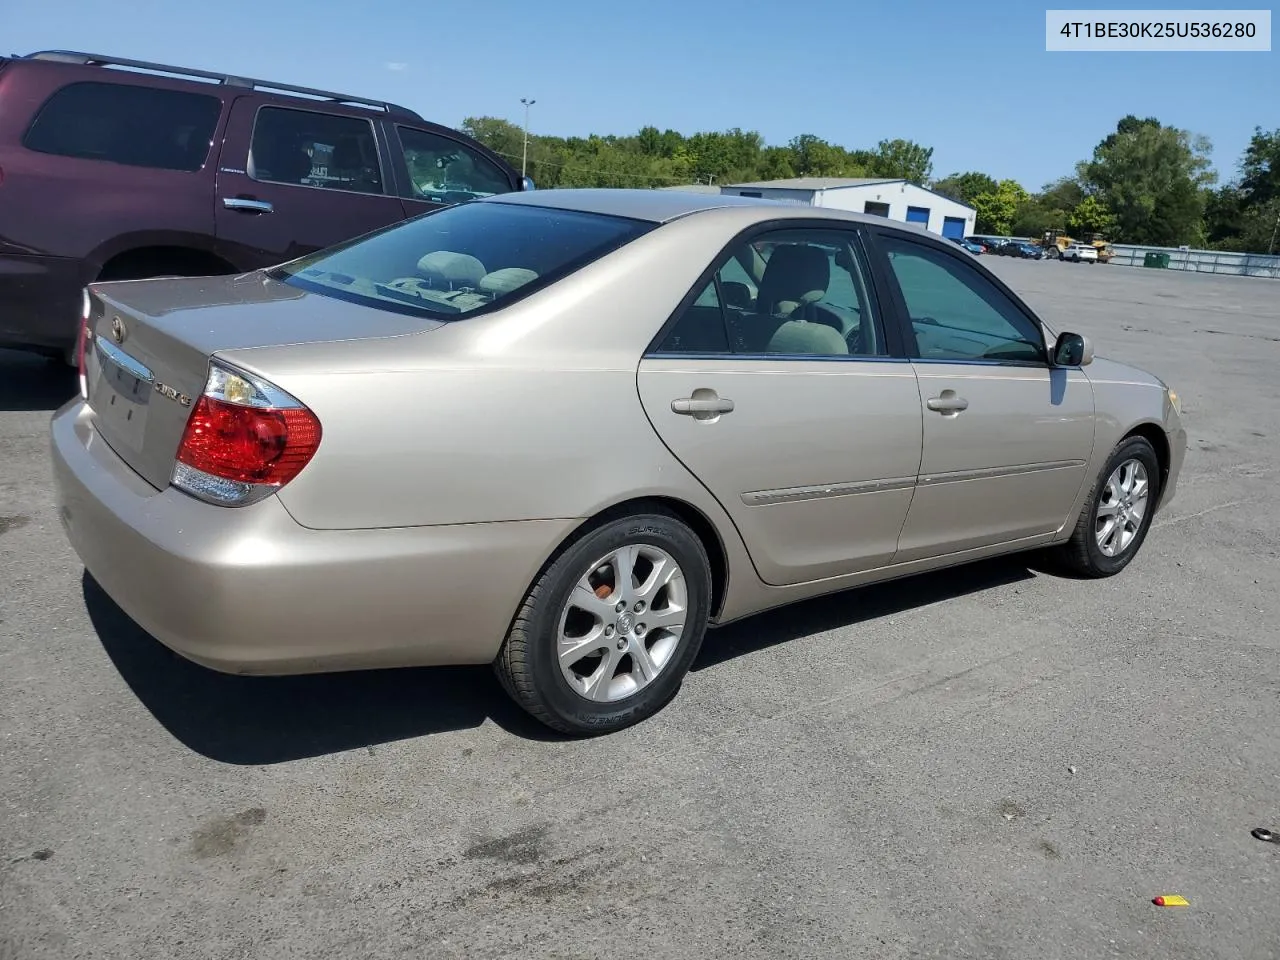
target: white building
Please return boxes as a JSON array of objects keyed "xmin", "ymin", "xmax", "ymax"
[{"xmin": 719, "ymin": 177, "xmax": 977, "ymax": 239}]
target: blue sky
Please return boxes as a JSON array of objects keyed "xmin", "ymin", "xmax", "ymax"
[{"xmin": 5, "ymin": 0, "xmax": 1275, "ymax": 189}]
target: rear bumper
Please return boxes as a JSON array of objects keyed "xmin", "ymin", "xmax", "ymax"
[
  {"xmin": 0, "ymin": 253, "xmax": 83, "ymax": 353},
  {"xmin": 51, "ymin": 399, "xmax": 575, "ymax": 674}
]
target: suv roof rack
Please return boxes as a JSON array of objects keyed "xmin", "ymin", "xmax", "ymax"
[{"xmin": 20, "ymin": 50, "xmax": 424, "ymax": 121}]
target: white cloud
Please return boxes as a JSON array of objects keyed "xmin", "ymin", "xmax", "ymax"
[{"xmin": 385, "ymin": 61, "xmax": 409, "ymax": 72}]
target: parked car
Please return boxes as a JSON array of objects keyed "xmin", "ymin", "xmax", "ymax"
[
  {"xmin": 0, "ymin": 49, "xmax": 531, "ymax": 361},
  {"xmin": 1009, "ymin": 242, "xmax": 1044, "ymax": 260},
  {"xmin": 1063, "ymin": 242, "xmax": 1100, "ymax": 263},
  {"xmin": 949, "ymin": 237, "xmax": 984, "ymax": 255},
  {"xmin": 52, "ymin": 189, "xmax": 1186, "ymax": 735}
]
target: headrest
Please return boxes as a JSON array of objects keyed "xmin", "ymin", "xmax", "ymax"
[
  {"xmin": 417, "ymin": 251, "xmax": 486, "ymax": 289},
  {"xmin": 479, "ymin": 267, "xmax": 539, "ymax": 296}
]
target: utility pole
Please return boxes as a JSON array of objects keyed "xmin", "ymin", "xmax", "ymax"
[
  {"xmin": 520, "ymin": 97, "xmax": 536, "ymax": 178},
  {"xmin": 1269, "ymin": 209, "xmax": 1280, "ymax": 256}
]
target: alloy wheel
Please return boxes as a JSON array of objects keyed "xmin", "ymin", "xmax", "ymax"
[
  {"xmin": 1095, "ymin": 458, "xmax": 1150, "ymax": 557},
  {"xmin": 556, "ymin": 544, "xmax": 688, "ymax": 702}
]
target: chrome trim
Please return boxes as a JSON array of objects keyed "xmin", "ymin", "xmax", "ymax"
[
  {"xmin": 920, "ymin": 460, "xmax": 1084, "ymax": 486},
  {"xmin": 742, "ymin": 475, "xmax": 916, "ymax": 506},
  {"xmin": 93, "ymin": 335, "xmax": 153, "ymax": 383},
  {"xmin": 222, "ymin": 197, "xmax": 275, "ymax": 213}
]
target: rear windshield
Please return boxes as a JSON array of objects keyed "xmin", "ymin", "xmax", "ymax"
[{"xmin": 272, "ymin": 201, "xmax": 654, "ymax": 319}]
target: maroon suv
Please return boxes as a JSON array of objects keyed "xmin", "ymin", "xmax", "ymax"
[{"xmin": 0, "ymin": 50, "xmax": 530, "ymax": 360}]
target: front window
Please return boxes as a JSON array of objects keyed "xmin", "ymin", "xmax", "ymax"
[
  {"xmin": 398, "ymin": 126, "xmax": 513, "ymax": 203},
  {"xmin": 272, "ymin": 201, "xmax": 653, "ymax": 319},
  {"xmin": 881, "ymin": 235, "xmax": 1046, "ymax": 363}
]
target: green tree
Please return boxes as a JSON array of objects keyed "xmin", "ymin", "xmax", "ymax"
[
  {"xmin": 1239, "ymin": 127, "xmax": 1280, "ymax": 205},
  {"xmin": 1066, "ymin": 195, "xmax": 1117, "ymax": 235},
  {"xmin": 972, "ymin": 179, "xmax": 1030, "ymax": 235},
  {"xmin": 787, "ymin": 134, "xmax": 845, "ymax": 176},
  {"xmin": 460, "ymin": 116, "xmax": 525, "ymax": 163},
  {"xmin": 1078, "ymin": 115, "xmax": 1215, "ymax": 245},
  {"xmin": 931, "ymin": 171, "xmax": 997, "ymax": 204},
  {"xmin": 869, "ymin": 138, "xmax": 934, "ymax": 184},
  {"xmin": 758, "ymin": 146, "xmax": 796, "ymax": 180}
]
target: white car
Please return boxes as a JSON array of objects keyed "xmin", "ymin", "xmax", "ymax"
[{"xmin": 1063, "ymin": 243, "xmax": 1098, "ymax": 263}]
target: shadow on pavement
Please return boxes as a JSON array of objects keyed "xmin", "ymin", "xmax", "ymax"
[
  {"xmin": 82, "ymin": 573, "xmax": 565, "ymax": 764},
  {"xmin": 0, "ymin": 349, "xmax": 76, "ymax": 412},
  {"xmin": 84, "ymin": 556, "xmax": 1041, "ymax": 763},
  {"xmin": 694, "ymin": 556, "xmax": 1038, "ymax": 671}
]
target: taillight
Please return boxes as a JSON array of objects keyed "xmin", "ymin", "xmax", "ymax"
[
  {"xmin": 76, "ymin": 288, "xmax": 91, "ymax": 399},
  {"xmin": 172, "ymin": 361, "xmax": 322, "ymax": 507}
]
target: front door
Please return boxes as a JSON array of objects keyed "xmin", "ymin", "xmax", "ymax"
[
  {"xmin": 213, "ymin": 99, "xmax": 408, "ymax": 269},
  {"xmin": 637, "ymin": 226, "xmax": 923, "ymax": 587},
  {"xmin": 872, "ymin": 231, "xmax": 1096, "ymax": 562}
]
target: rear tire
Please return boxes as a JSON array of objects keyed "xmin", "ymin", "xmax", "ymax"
[
  {"xmin": 494, "ymin": 510, "xmax": 712, "ymax": 735},
  {"xmin": 1053, "ymin": 436, "xmax": 1162, "ymax": 578}
]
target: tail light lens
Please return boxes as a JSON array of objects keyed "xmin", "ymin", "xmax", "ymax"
[
  {"xmin": 76, "ymin": 288, "xmax": 91, "ymax": 399},
  {"xmin": 172, "ymin": 361, "xmax": 322, "ymax": 507}
]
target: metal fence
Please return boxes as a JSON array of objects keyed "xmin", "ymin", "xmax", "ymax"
[{"xmin": 1110, "ymin": 244, "xmax": 1280, "ymax": 279}]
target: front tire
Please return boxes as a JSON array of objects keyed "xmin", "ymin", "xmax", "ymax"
[
  {"xmin": 495, "ymin": 510, "xmax": 712, "ymax": 735},
  {"xmin": 1054, "ymin": 436, "xmax": 1162, "ymax": 578}
]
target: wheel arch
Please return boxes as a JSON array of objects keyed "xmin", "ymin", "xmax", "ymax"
[
  {"xmin": 96, "ymin": 244, "xmax": 240, "ymax": 282},
  {"xmin": 527, "ymin": 496, "xmax": 732, "ymax": 623},
  {"xmin": 1121, "ymin": 421, "xmax": 1171, "ymax": 499}
]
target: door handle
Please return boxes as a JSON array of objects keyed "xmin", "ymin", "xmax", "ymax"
[
  {"xmin": 222, "ymin": 197, "xmax": 274, "ymax": 214},
  {"xmin": 926, "ymin": 392, "xmax": 969, "ymax": 414},
  {"xmin": 671, "ymin": 393, "xmax": 735, "ymax": 419}
]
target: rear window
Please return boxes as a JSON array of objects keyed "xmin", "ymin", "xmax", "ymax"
[
  {"xmin": 23, "ymin": 81, "xmax": 221, "ymax": 172},
  {"xmin": 272, "ymin": 201, "xmax": 654, "ymax": 320}
]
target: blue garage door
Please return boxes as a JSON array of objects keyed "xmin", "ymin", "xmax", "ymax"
[
  {"xmin": 905, "ymin": 206, "xmax": 930, "ymax": 226},
  {"xmin": 942, "ymin": 216, "xmax": 966, "ymax": 239}
]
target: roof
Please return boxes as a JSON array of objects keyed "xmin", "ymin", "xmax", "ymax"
[
  {"xmin": 656, "ymin": 184, "xmax": 722, "ymax": 194},
  {"xmin": 483, "ymin": 188, "xmax": 951, "ymax": 237},
  {"xmin": 485, "ymin": 187, "xmax": 783, "ymax": 223},
  {"xmin": 724, "ymin": 177, "xmax": 903, "ymax": 191}
]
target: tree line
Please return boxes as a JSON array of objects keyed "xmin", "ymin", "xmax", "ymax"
[{"xmin": 461, "ymin": 115, "xmax": 1279, "ymax": 254}]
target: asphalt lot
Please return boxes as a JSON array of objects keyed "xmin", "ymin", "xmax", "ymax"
[{"xmin": 2, "ymin": 258, "xmax": 1278, "ymax": 960}]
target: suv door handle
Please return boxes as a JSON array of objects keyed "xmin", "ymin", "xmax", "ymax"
[
  {"xmin": 671, "ymin": 394, "xmax": 735, "ymax": 419},
  {"xmin": 926, "ymin": 392, "xmax": 969, "ymax": 414},
  {"xmin": 222, "ymin": 197, "xmax": 274, "ymax": 214}
]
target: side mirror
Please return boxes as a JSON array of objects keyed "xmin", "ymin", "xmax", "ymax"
[
  {"xmin": 519, "ymin": 176, "xmax": 536, "ymax": 191},
  {"xmin": 1052, "ymin": 331, "xmax": 1094, "ymax": 367}
]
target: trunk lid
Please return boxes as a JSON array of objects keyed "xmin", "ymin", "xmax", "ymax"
[{"xmin": 84, "ymin": 271, "xmax": 442, "ymax": 490}]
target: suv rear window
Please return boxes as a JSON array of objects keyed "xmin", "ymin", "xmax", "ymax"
[
  {"xmin": 23, "ymin": 81, "xmax": 221, "ymax": 172},
  {"xmin": 273, "ymin": 201, "xmax": 653, "ymax": 320}
]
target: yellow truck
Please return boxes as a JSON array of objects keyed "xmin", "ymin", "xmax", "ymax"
[{"xmin": 1041, "ymin": 229, "xmax": 1113, "ymax": 263}]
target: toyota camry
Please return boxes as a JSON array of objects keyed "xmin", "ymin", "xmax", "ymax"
[{"xmin": 51, "ymin": 189, "xmax": 1187, "ymax": 735}]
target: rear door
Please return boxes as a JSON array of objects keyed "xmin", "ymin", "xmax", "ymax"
[
  {"xmin": 213, "ymin": 98, "xmax": 407, "ymax": 269},
  {"xmin": 388, "ymin": 123, "xmax": 519, "ymax": 218},
  {"xmin": 637, "ymin": 223, "xmax": 923, "ymax": 587}
]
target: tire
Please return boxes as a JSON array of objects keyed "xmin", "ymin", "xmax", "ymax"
[
  {"xmin": 1053, "ymin": 435, "xmax": 1162, "ymax": 578},
  {"xmin": 494, "ymin": 510, "xmax": 713, "ymax": 735}
]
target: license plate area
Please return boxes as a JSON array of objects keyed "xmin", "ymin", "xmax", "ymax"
[{"xmin": 90, "ymin": 336, "xmax": 153, "ymax": 453}]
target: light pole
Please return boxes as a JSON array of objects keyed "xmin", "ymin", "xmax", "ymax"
[{"xmin": 520, "ymin": 97, "xmax": 536, "ymax": 178}]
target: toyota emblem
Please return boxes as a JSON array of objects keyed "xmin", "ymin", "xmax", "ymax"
[{"xmin": 110, "ymin": 316, "xmax": 125, "ymax": 344}]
